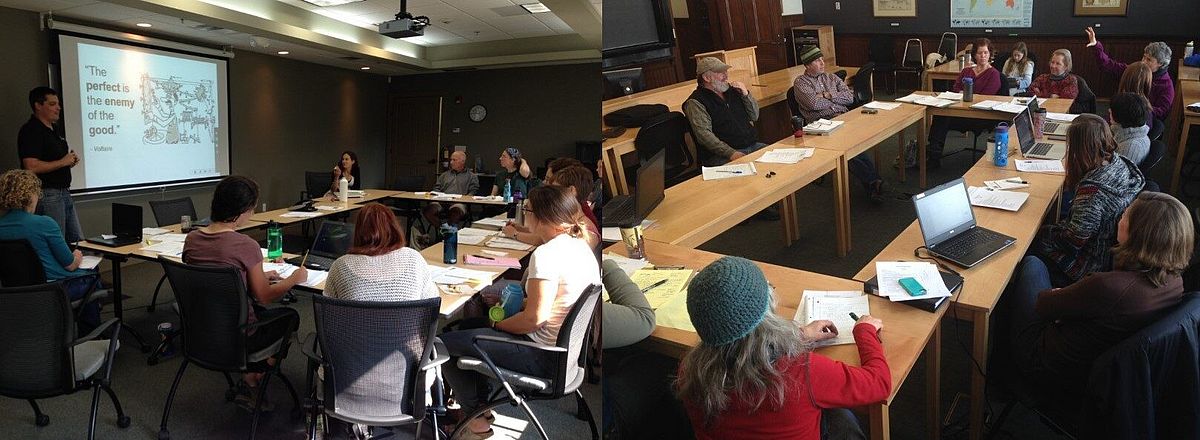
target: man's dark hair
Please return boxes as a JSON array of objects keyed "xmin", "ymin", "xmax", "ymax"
[
  {"xmin": 548, "ymin": 157, "xmax": 583, "ymax": 174},
  {"xmin": 1110, "ymin": 92, "xmax": 1149, "ymax": 129},
  {"xmin": 28, "ymin": 86, "xmax": 58, "ymax": 111},
  {"xmin": 210, "ymin": 176, "xmax": 259, "ymax": 222}
]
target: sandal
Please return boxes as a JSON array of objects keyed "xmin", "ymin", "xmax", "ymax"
[
  {"xmin": 234, "ymin": 382, "xmax": 275, "ymax": 413},
  {"xmin": 452, "ymin": 427, "xmax": 494, "ymax": 440}
]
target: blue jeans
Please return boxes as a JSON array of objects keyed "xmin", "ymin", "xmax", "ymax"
[
  {"xmin": 440, "ymin": 327, "xmax": 556, "ymax": 412},
  {"xmin": 703, "ymin": 141, "xmax": 768, "ymax": 166},
  {"xmin": 848, "ymin": 153, "xmax": 883, "ymax": 190},
  {"xmin": 35, "ymin": 188, "xmax": 83, "ymax": 244},
  {"xmin": 821, "ymin": 408, "xmax": 867, "ymax": 440},
  {"xmin": 1003, "ymin": 256, "xmax": 1053, "ymax": 375},
  {"xmin": 62, "ymin": 274, "xmax": 101, "ymax": 329}
]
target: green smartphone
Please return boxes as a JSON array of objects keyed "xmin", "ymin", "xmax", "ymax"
[{"xmin": 898, "ymin": 277, "xmax": 926, "ymax": 296}]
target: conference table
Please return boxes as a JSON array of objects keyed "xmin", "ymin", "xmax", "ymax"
[
  {"xmin": 606, "ymin": 240, "xmax": 947, "ymax": 440},
  {"xmin": 923, "ymin": 60, "xmax": 965, "ymax": 91},
  {"xmin": 1171, "ymin": 79, "xmax": 1200, "ymax": 193},
  {"xmin": 855, "ymin": 140, "xmax": 1066, "ymax": 440},
  {"xmin": 1179, "ymin": 59, "xmax": 1198, "ymax": 82},
  {"xmin": 602, "ymin": 64, "xmax": 859, "ymax": 196},
  {"xmin": 387, "ymin": 191, "xmax": 509, "ymax": 207}
]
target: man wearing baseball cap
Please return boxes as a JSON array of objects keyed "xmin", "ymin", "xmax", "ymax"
[{"xmin": 683, "ymin": 57, "xmax": 765, "ymax": 167}]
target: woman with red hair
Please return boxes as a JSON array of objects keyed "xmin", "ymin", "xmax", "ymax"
[{"xmin": 323, "ymin": 203, "xmax": 438, "ymax": 301}]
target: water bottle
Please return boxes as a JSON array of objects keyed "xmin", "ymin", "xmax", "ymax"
[
  {"xmin": 489, "ymin": 283, "xmax": 525, "ymax": 323},
  {"xmin": 513, "ymin": 191, "xmax": 525, "ymax": 225},
  {"xmin": 1187, "ymin": 41, "xmax": 1194, "ymax": 58},
  {"xmin": 338, "ymin": 176, "xmax": 349, "ymax": 201},
  {"xmin": 502, "ymin": 178, "xmax": 512, "ymax": 203},
  {"xmin": 993, "ymin": 122, "xmax": 1010, "ymax": 167},
  {"xmin": 962, "ymin": 77, "xmax": 975, "ymax": 102},
  {"xmin": 441, "ymin": 223, "xmax": 458, "ymax": 264},
  {"xmin": 266, "ymin": 220, "xmax": 283, "ymax": 260},
  {"xmin": 791, "ymin": 116, "xmax": 805, "ymax": 138}
]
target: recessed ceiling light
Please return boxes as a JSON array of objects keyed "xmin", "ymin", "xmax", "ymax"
[
  {"xmin": 360, "ymin": 66, "xmax": 370, "ymax": 70},
  {"xmin": 136, "ymin": 22, "xmax": 152, "ymax": 27},
  {"xmin": 520, "ymin": 2, "xmax": 551, "ymax": 13},
  {"xmin": 277, "ymin": 51, "xmax": 290, "ymax": 55},
  {"xmin": 300, "ymin": 0, "xmax": 365, "ymax": 6}
]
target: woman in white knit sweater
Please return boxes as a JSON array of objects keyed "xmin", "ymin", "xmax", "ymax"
[{"xmin": 324, "ymin": 203, "xmax": 438, "ymax": 301}]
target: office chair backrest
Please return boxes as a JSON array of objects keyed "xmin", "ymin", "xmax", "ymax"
[
  {"xmin": 852, "ymin": 62, "xmax": 877, "ymax": 106},
  {"xmin": 1070, "ymin": 75, "xmax": 1097, "ymax": 115},
  {"xmin": 0, "ymin": 283, "xmax": 76, "ymax": 397},
  {"xmin": 305, "ymin": 171, "xmax": 333, "ymax": 199},
  {"xmin": 148, "ymin": 197, "xmax": 198, "ymax": 227},
  {"xmin": 937, "ymin": 32, "xmax": 958, "ymax": 60},
  {"xmin": 159, "ymin": 258, "xmax": 250, "ymax": 371},
  {"xmin": 868, "ymin": 35, "xmax": 896, "ymax": 65},
  {"xmin": 552, "ymin": 284, "xmax": 602, "ymax": 396},
  {"xmin": 901, "ymin": 39, "xmax": 923, "ymax": 68},
  {"xmin": 636, "ymin": 112, "xmax": 696, "ymax": 180},
  {"xmin": 311, "ymin": 295, "xmax": 441, "ymax": 420},
  {"xmin": 0, "ymin": 239, "xmax": 47, "ymax": 287},
  {"xmin": 786, "ymin": 86, "xmax": 802, "ymax": 118}
]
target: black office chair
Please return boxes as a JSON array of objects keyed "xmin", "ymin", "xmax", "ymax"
[
  {"xmin": 302, "ymin": 295, "xmax": 448, "ymax": 440},
  {"xmin": 868, "ymin": 36, "xmax": 897, "ymax": 95},
  {"xmin": 448, "ymin": 284, "xmax": 603, "ymax": 440},
  {"xmin": 1069, "ymin": 75, "xmax": 1097, "ymax": 115},
  {"xmin": 937, "ymin": 32, "xmax": 958, "ymax": 63},
  {"xmin": 636, "ymin": 112, "xmax": 700, "ymax": 187},
  {"xmin": 389, "ymin": 175, "xmax": 431, "ymax": 228},
  {"xmin": 894, "ymin": 38, "xmax": 924, "ymax": 94},
  {"xmin": 145, "ymin": 197, "xmax": 199, "ymax": 313},
  {"xmin": 849, "ymin": 62, "xmax": 877, "ymax": 109},
  {"xmin": 157, "ymin": 258, "xmax": 302, "ymax": 440},
  {"xmin": 0, "ymin": 283, "xmax": 129, "ymax": 440},
  {"xmin": 785, "ymin": 86, "xmax": 802, "ymax": 118},
  {"xmin": 305, "ymin": 171, "xmax": 334, "ymax": 200},
  {"xmin": 1149, "ymin": 117, "xmax": 1165, "ymax": 141},
  {"xmin": 0, "ymin": 239, "xmax": 108, "ymax": 326}
]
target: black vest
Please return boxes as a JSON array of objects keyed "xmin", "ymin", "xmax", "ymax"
[{"xmin": 687, "ymin": 87, "xmax": 758, "ymax": 155}]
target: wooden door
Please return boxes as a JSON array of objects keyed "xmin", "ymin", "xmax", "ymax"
[
  {"xmin": 708, "ymin": 0, "xmax": 787, "ymax": 74},
  {"xmin": 385, "ymin": 96, "xmax": 442, "ymax": 188},
  {"xmin": 674, "ymin": 0, "xmax": 719, "ymax": 79}
]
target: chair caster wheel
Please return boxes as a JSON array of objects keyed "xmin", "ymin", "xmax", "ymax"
[
  {"xmin": 117, "ymin": 416, "xmax": 131, "ymax": 428},
  {"xmin": 35, "ymin": 414, "xmax": 49, "ymax": 427},
  {"xmin": 158, "ymin": 429, "xmax": 170, "ymax": 440}
]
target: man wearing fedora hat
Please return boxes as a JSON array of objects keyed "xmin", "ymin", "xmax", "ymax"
[
  {"xmin": 683, "ymin": 57, "xmax": 765, "ymax": 167},
  {"xmin": 793, "ymin": 46, "xmax": 887, "ymax": 202}
]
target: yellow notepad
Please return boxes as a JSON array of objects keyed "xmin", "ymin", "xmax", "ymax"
[{"xmin": 629, "ymin": 269, "xmax": 693, "ymax": 310}]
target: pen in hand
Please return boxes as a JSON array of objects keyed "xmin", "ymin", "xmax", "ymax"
[
  {"xmin": 300, "ymin": 250, "xmax": 310, "ymax": 268},
  {"xmin": 849, "ymin": 312, "xmax": 860, "ymax": 321},
  {"xmin": 641, "ymin": 279, "xmax": 668, "ymax": 293}
]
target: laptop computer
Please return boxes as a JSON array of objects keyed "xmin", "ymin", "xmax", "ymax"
[
  {"xmin": 1014, "ymin": 107, "xmax": 1068, "ymax": 160},
  {"xmin": 86, "ymin": 203, "xmax": 143, "ymax": 247},
  {"xmin": 285, "ymin": 220, "xmax": 354, "ymax": 271},
  {"xmin": 913, "ymin": 178, "xmax": 1016, "ymax": 268},
  {"xmin": 602, "ymin": 148, "xmax": 665, "ymax": 227},
  {"xmin": 1018, "ymin": 96, "xmax": 1070, "ymax": 138}
]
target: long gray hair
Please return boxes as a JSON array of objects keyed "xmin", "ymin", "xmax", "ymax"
[{"xmin": 675, "ymin": 304, "xmax": 816, "ymax": 426}]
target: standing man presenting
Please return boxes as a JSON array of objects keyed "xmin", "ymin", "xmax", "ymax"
[{"xmin": 19, "ymin": 86, "xmax": 82, "ymax": 243}]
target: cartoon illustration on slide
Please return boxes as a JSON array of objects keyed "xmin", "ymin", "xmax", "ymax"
[{"xmin": 140, "ymin": 73, "xmax": 216, "ymax": 145}]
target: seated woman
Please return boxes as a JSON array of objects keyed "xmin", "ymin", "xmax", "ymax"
[
  {"xmin": 503, "ymin": 165, "xmax": 601, "ymax": 249},
  {"xmin": 330, "ymin": 150, "xmax": 362, "ymax": 195},
  {"xmin": 440, "ymin": 185, "xmax": 600, "ymax": 439},
  {"xmin": 1002, "ymin": 42, "xmax": 1034, "ymax": 95},
  {"xmin": 926, "ymin": 38, "xmax": 1003, "ymax": 167},
  {"xmin": 183, "ymin": 175, "xmax": 306, "ymax": 409},
  {"xmin": 677, "ymin": 256, "xmax": 889, "ymax": 439},
  {"xmin": 1116, "ymin": 61, "xmax": 1158, "ymax": 131},
  {"xmin": 1109, "ymin": 92, "xmax": 1152, "ymax": 166},
  {"xmin": 1029, "ymin": 49, "xmax": 1079, "ymax": 99},
  {"xmin": 1003, "ymin": 191, "xmax": 1191, "ymax": 392},
  {"xmin": 489, "ymin": 147, "xmax": 534, "ymax": 197},
  {"xmin": 1033, "ymin": 114, "xmax": 1144, "ymax": 286},
  {"xmin": 0, "ymin": 169, "xmax": 100, "ymax": 328},
  {"xmin": 324, "ymin": 203, "xmax": 437, "ymax": 302}
]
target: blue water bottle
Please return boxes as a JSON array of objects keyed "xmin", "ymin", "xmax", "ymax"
[
  {"xmin": 489, "ymin": 283, "xmax": 525, "ymax": 322},
  {"xmin": 993, "ymin": 122, "xmax": 1009, "ymax": 167},
  {"xmin": 502, "ymin": 178, "xmax": 512, "ymax": 203},
  {"xmin": 441, "ymin": 223, "xmax": 458, "ymax": 264}
]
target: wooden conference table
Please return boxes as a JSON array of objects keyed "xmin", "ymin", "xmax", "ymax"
[
  {"xmin": 855, "ymin": 145, "xmax": 1066, "ymax": 440},
  {"xmin": 1170, "ymin": 80, "xmax": 1200, "ymax": 193},
  {"xmin": 923, "ymin": 60, "xmax": 964, "ymax": 91},
  {"xmin": 606, "ymin": 240, "xmax": 947, "ymax": 440},
  {"xmin": 602, "ymin": 64, "xmax": 859, "ymax": 196}
]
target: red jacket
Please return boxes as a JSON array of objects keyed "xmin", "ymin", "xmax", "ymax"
[
  {"xmin": 685, "ymin": 324, "xmax": 891, "ymax": 440},
  {"xmin": 1029, "ymin": 73, "xmax": 1080, "ymax": 99}
]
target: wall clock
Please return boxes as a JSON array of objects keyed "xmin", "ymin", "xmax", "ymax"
[{"xmin": 469, "ymin": 104, "xmax": 487, "ymax": 122}]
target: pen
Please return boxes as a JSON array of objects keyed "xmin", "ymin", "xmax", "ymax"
[
  {"xmin": 300, "ymin": 250, "xmax": 310, "ymax": 267},
  {"xmin": 471, "ymin": 254, "xmax": 495, "ymax": 260},
  {"xmin": 751, "ymin": 84, "xmax": 767, "ymax": 87},
  {"xmin": 849, "ymin": 312, "xmax": 860, "ymax": 321},
  {"xmin": 641, "ymin": 279, "xmax": 668, "ymax": 293},
  {"xmin": 715, "ymin": 170, "xmax": 743, "ymax": 174},
  {"xmin": 653, "ymin": 265, "xmax": 685, "ymax": 270},
  {"xmin": 1005, "ymin": 178, "xmax": 1029, "ymax": 184}
]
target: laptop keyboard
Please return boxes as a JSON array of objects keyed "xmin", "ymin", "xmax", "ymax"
[
  {"xmin": 287, "ymin": 254, "xmax": 335, "ymax": 269},
  {"xmin": 603, "ymin": 197, "xmax": 635, "ymax": 226},
  {"xmin": 1028, "ymin": 142, "xmax": 1055, "ymax": 157},
  {"xmin": 936, "ymin": 228, "xmax": 1004, "ymax": 258},
  {"xmin": 1043, "ymin": 122, "xmax": 1061, "ymax": 133}
]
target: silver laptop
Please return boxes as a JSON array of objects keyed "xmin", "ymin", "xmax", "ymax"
[
  {"xmin": 1042, "ymin": 119, "xmax": 1070, "ymax": 138},
  {"xmin": 1014, "ymin": 108, "xmax": 1067, "ymax": 160},
  {"xmin": 913, "ymin": 178, "xmax": 1016, "ymax": 268}
]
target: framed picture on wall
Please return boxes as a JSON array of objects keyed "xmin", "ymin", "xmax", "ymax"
[
  {"xmin": 1074, "ymin": 0, "xmax": 1128, "ymax": 16},
  {"xmin": 874, "ymin": 0, "xmax": 917, "ymax": 18}
]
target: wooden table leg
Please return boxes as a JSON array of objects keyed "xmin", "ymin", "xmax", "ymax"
[
  {"xmin": 834, "ymin": 160, "xmax": 851, "ymax": 257},
  {"xmin": 1171, "ymin": 120, "xmax": 1194, "ymax": 194},
  {"xmin": 969, "ymin": 309, "xmax": 991, "ymax": 440},
  {"xmin": 919, "ymin": 114, "xmax": 929, "ymax": 189},
  {"xmin": 927, "ymin": 323, "xmax": 942, "ymax": 440},
  {"xmin": 779, "ymin": 193, "xmax": 799, "ymax": 246},
  {"xmin": 870, "ymin": 402, "xmax": 891, "ymax": 440}
]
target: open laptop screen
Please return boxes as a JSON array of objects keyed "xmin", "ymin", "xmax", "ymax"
[
  {"xmin": 1013, "ymin": 108, "xmax": 1035, "ymax": 152},
  {"xmin": 636, "ymin": 148, "xmax": 666, "ymax": 220},
  {"xmin": 913, "ymin": 178, "xmax": 975, "ymax": 247},
  {"xmin": 311, "ymin": 220, "xmax": 354, "ymax": 257},
  {"xmin": 113, "ymin": 203, "xmax": 143, "ymax": 237}
]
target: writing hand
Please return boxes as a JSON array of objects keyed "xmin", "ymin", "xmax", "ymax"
[
  {"xmin": 801, "ymin": 320, "xmax": 839, "ymax": 342},
  {"xmin": 289, "ymin": 266, "xmax": 308, "ymax": 282},
  {"xmin": 265, "ymin": 270, "xmax": 282, "ymax": 281},
  {"xmin": 856, "ymin": 314, "xmax": 884, "ymax": 332}
]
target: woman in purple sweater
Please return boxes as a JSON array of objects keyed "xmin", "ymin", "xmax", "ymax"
[
  {"xmin": 923, "ymin": 38, "xmax": 1002, "ymax": 168},
  {"xmin": 1001, "ymin": 191, "xmax": 1191, "ymax": 393},
  {"xmin": 1086, "ymin": 26, "xmax": 1175, "ymax": 121}
]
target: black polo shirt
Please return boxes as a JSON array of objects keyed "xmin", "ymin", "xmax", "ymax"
[{"xmin": 17, "ymin": 116, "xmax": 71, "ymax": 189}]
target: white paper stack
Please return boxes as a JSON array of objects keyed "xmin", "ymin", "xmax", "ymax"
[
  {"xmin": 895, "ymin": 93, "xmax": 925, "ymax": 103},
  {"xmin": 281, "ymin": 211, "xmax": 323, "ymax": 218},
  {"xmin": 262, "ymin": 262, "xmax": 328, "ymax": 288},
  {"xmin": 793, "ymin": 291, "xmax": 870, "ymax": 346},
  {"xmin": 142, "ymin": 227, "xmax": 171, "ymax": 236},
  {"xmin": 79, "ymin": 255, "xmax": 104, "ymax": 270},
  {"xmin": 874, "ymin": 261, "xmax": 953, "ymax": 302},
  {"xmin": 1015, "ymin": 159, "xmax": 1065, "ymax": 173},
  {"xmin": 1045, "ymin": 112, "xmax": 1080, "ymax": 122},
  {"xmin": 602, "ymin": 253, "xmax": 651, "ymax": 276},
  {"xmin": 936, "ymin": 91, "xmax": 964, "ymax": 101},
  {"xmin": 756, "ymin": 148, "xmax": 814, "ymax": 164},
  {"xmin": 428, "ymin": 266, "xmax": 495, "ymax": 285},
  {"xmin": 990, "ymin": 102, "xmax": 1028, "ymax": 113},
  {"xmin": 1010, "ymin": 97, "xmax": 1048, "ymax": 106},
  {"xmin": 969, "ymin": 100, "xmax": 1004, "ymax": 110},
  {"xmin": 141, "ymin": 241, "xmax": 184, "ymax": 257},
  {"xmin": 803, "ymin": 118, "xmax": 845, "ymax": 135},
  {"xmin": 863, "ymin": 101, "xmax": 901, "ymax": 110},
  {"xmin": 701, "ymin": 163, "xmax": 757, "ymax": 181},
  {"xmin": 983, "ymin": 177, "xmax": 1030, "ymax": 190},
  {"xmin": 485, "ymin": 236, "xmax": 534, "ymax": 251},
  {"xmin": 913, "ymin": 96, "xmax": 956, "ymax": 108},
  {"xmin": 472, "ymin": 217, "xmax": 510, "ymax": 229},
  {"xmin": 456, "ymin": 227, "xmax": 497, "ymax": 246},
  {"xmin": 967, "ymin": 186, "xmax": 1030, "ymax": 212}
]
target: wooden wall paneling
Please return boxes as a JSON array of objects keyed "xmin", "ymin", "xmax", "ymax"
[
  {"xmin": 641, "ymin": 57, "xmax": 685, "ymax": 89},
  {"xmin": 781, "ymin": 14, "xmax": 805, "ymax": 66}
]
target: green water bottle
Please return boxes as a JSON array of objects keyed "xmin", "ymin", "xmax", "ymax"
[{"xmin": 266, "ymin": 220, "xmax": 283, "ymax": 260}]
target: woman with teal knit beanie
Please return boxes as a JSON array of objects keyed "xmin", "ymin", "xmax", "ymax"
[{"xmin": 676, "ymin": 256, "xmax": 891, "ymax": 439}]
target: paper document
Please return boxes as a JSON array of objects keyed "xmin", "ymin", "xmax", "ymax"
[
  {"xmin": 152, "ymin": 233, "xmax": 188, "ymax": 242},
  {"xmin": 428, "ymin": 266, "xmax": 495, "ymax": 285},
  {"xmin": 472, "ymin": 217, "xmax": 510, "ymax": 229},
  {"xmin": 429, "ymin": 192, "xmax": 463, "ymax": 200},
  {"xmin": 142, "ymin": 227, "xmax": 171, "ymax": 236},
  {"xmin": 701, "ymin": 163, "xmax": 757, "ymax": 181},
  {"xmin": 756, "ymin": 148, "xmax": 814, "ymax": 164},
  {"xmin": 464, "ymin": 255, "xmax": 521, "ymax": 269},
  {"xmin": 914, "ymin": 96, "xmax": 956, "ymax": 108},
  {"xmin": 602, "ymin": 253, "xmax": 650, "ymax": 276},
  {"xmin": 969, "ymin": 100, "xmax": 1004, "ymax": 110},
  {"xmin": 315, "ymin": 206, "xmax": 341, "ymax": 211},
  {"xmin": 983, "ymin": 178, "xmax": 1030, "ymax": 190},
  {"xmin": 875, "ymin": 262, "xmax": 952, "ymax": 302},
  {"xmin": 968, "ymin": 186, "xmax": 1029, "ymax": 211},
  {"xmin": 485, "ymin": 236, "xmax": 534, "ymax": 251},
  {"xmin": 457, "ymin": 228, "xmax": 496, "ymax": 245},
  {"xmin": 1015, "ymin": 159, "xmax": 1065, "ymax": 173},
  {"xmin": 79, "ymin": 255, "xmax": 103, "ymax": 270},
  {"xmin": 863, "ymin": 101, "xmax": 901, "ymax": 110},
  {"xmin": 990, "ymin": 102, "xmax": 1028, "ymax": 113},
  {"xmin": 629, "ymin": 269, "xmax": 693, "ymax": 310},
  {"xmin": 280, "ymin": 211, "xmax": 323, "ymax": 218},
  {"xmin": 936, "ymin": 91, "xmax": 964, "ymax": 101},
  {"xmin": 601, "ymin": 227, "xmax": 620, "ymax": 242},
  {"xmin": 1045, "ymin": 112, "xmax": 1080, "ymax": 122},
  {"xmin": 1011, "ymin": 97, "xmax": 1047, "ymax": 106},
  {"xmin": 262, "ymin": 262, "xmax": 328, "ymax": 288},
  {"xmin": 803, "ymin": 118, "xmax": 844, "ymax": 134},
  {"xmin": 472, "ymin": 195, "xmax": 505, "ymax": 201},
  {"xmin": 654, "ymin": 291, "xmax": 696, "ymax": 332},
  {"xmin": 479, "ymin": 249, "xmax": 507, "ymax": 257},
  {"xmin": 141, "ymin": 241, "xmax": 184, "ymax": 257},
  {"xmin": 794, "ymin": 291, "xmax": 870, "ymax": 346},
  {"xmin": 895, "ymin": 93, "xmax": 925, "ymax": 103}
]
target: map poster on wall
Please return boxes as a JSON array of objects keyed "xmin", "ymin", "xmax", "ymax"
[{"xmin": 950, "ymin": 0, "xmax": 1034, "ymax": 28}]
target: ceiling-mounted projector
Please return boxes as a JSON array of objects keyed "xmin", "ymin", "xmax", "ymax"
[{"xmin": 380, "ymin": 0, "xmax": 429, "ymax": 38}]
